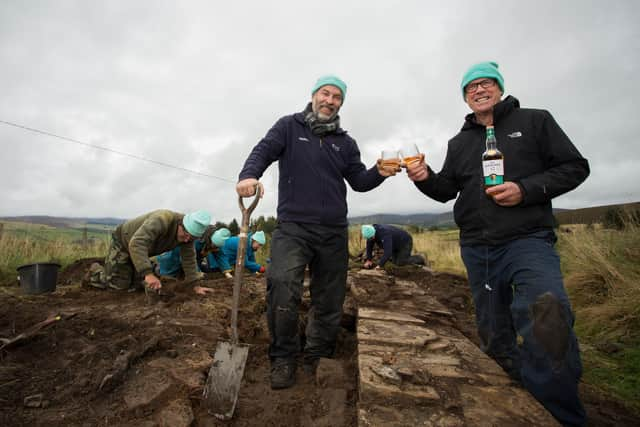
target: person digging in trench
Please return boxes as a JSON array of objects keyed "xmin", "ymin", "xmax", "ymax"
[
  {"xmin": 155, "ymin": 225, "xmax": 232, "ymax": 279},
  {"xmin": 361, "ymin": 224, "xmax": 426, "ymax": 270},
  {"xmin": 89, "ymin": 209, "xmax": 215, "ymax": 296},
  {"xmin": 219, "ymin": 230, "xmax": 267, "ymax": 279}
]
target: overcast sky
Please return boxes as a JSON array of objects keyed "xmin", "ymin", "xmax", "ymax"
[{"xmin": 1, "ymin": 1, "xmax": 638, "ymax": 224}]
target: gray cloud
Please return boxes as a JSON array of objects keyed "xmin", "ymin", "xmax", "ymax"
[{"xmin": 1, "ymin": 0, "xmax": 638, "ymax": 222}]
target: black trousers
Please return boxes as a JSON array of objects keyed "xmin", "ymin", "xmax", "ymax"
[
  {"xmin": 393, "ymin": 236, "xmax": 424, "ymax": 266},
  {"xmin": 266, "ymin": 222, "xmax": 348, "ymax": 363}
]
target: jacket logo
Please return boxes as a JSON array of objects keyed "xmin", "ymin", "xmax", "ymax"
[
  {"xmin": 331, "ymin": 143, "xmax": 341, "ymax": 152},
  {"xmin": 507, "ymin": 131, "xmax": 522, "ymax": 138},
  {"xmin": 298, "ymin": 137, "xmax": 309, "ymax": 142}
]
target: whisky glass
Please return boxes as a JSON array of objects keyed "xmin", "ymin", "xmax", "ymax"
[
  {"xmin": 381, "ymin": 149, "xmax": 401, "ymax": 170},
  {"xmin": 400, "ymin": 143, "xmax": 421, "ymax": 167}
]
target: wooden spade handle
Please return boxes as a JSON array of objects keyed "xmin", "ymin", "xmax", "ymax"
[{"xmin": 230, "ymin": 184, "xmax": 262, "ymax": 344}]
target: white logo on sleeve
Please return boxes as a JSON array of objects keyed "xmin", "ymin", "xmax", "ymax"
[
  {"xmin": 507, "ymin": 131, "xmax": 522, "ymax": 138},
  {"xmin": 298, "ymin": 137, "xmax": 309, "ymax": 142}
]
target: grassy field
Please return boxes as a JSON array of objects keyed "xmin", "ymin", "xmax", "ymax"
[
  {"xmin": 558, "ymin": 222, "xmax": 640, "ymax": 409},
  {"xmin": 2, "ymin": 220, "xmax": 638, "ymax": 412},
  {"xmin": 0, "ymin": 221, "xmax": 111, "ymax": 281}
]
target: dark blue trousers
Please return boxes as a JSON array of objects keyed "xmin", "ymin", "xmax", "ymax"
[
  {"xmin": 461, "ymin": 231, "xmax": 586, "ymax": 427},
  {"xmin": 266, "ymin": 222, "xmax": 348, "ymax": 364}
]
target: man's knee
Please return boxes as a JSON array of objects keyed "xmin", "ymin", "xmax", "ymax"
[{"xmin": 530, "ymin": 292, "xmax": 572, "ymax": 363}]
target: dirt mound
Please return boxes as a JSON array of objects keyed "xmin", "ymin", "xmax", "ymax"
[
  {"xmin": 0, "ymin": 260, "xmax": 638, "ymax": 426},
  {"xmin": 58, "ymin": 257, "xmax": 103, "ymax": 286},
  {"xmin": 0, "ymin": 265, "xmax": 357, "ymax": 426}
]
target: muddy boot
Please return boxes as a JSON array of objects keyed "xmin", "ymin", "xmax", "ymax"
[
  {"xmin": 87, "ymin": 263, "xmax": 107, "ymax": 289},
  {"xmin": 128, "ymin": 280, "xmax": 146, "ymax": 293},
  {"xmin": 270, "ymin": 359, "xmax": 296, "ymax": 390}
]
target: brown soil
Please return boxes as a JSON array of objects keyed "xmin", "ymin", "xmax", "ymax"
[{"xmin": 0, "ymin": 259, "xmax": 638, "ymax": 426}]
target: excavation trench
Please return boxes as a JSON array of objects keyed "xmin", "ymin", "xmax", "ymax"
[{"xmin": 0, "ymin": 259, "xmax": 635, "ymax": 426}]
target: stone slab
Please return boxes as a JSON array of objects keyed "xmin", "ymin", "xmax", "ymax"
[
  {"xmin": 460, "ymin": 384, "xmax": 559, "ymax": 426},
  {"xmin": 358, "ymin": 318, "xmax": 439, "ymax": 347},
  {"xmin": 358, "ymin": 404, "xmax": 464, "ymax": 427},
  {"xmin": 358, "ymin": 307, "xmax": 425, "ymax": 324},
  {"xmin": 355, "ymin": 274, "xmax": 561, "ymax": 426}
]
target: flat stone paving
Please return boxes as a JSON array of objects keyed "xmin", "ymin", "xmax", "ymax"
[{"xmin": 352, "ymin": 269, "xmax": 559, "ymax": 427}]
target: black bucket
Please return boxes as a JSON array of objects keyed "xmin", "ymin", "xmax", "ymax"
[{"xmin": 17, "ymin": 263, "xmax": 61, "ymax": 294}]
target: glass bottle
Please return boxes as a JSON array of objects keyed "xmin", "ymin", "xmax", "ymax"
[{"xmin": 482, "ymin": 125, "xmax": 504, "ymax": 187}]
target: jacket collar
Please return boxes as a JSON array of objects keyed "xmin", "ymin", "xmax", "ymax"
[
  {"xmin": 293, "ymin": 104, "xmax": 348, "ymax": 135},
  {"xmin": 461, "ymin": 95, "xmax": 520, "ymax": 131}
]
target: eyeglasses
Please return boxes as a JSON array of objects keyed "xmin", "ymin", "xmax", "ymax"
[{"xmin": 464, "ymin": 79, "xmax": 496, "ymax": 94}]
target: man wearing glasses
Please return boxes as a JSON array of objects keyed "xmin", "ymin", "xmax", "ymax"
[
  {"xmin": 405, "ymin": 62, "xmax": 589, "ymax": 426},
  {"xmin": 91, "ymin": 209, "xmax": 215, "ymax": 296}
]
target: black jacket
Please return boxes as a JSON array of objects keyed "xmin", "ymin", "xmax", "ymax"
[
  {"xmin": 415, "ymin": 96, "xmax": 589, "ymax": 246},
  {"xmin": 239, "ymin": 107, "xmax": 385, "ymax": 226},
  {"xmin": 365, "ymin": 224, "xmax": 412, "ymax": 267}
]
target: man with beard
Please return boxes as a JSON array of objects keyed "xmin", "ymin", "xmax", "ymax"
[
  {"xmin": 405, "ymin": 62, "xmax": 589, "ymax": 426},
  {"xmin": 236, "ymin": 75, "xmax": 396, "ymax": 389}
]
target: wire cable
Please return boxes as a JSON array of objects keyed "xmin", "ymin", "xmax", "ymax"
[{"xmin": 0, "ymin": 119, "xmax": 237, "ymax": 183}]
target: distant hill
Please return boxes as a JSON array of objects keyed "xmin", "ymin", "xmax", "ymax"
[
  {"xmin": 348, "ymin": 202, "xmax": 639, "ymax": 228},
  {"xmin": 0, "ymin": 216, "xmax": 125, "ymax": 229},
  {"xmin": 554, "ymin": 202, "xmax": 640, "ymax": 225},
  {"xmin": 349, "ymin": 212, "xmax": 455, "ymax": 228},
  {"xmin": 2, "ymin": 202, "xmax": 638, "ymax": 230}
]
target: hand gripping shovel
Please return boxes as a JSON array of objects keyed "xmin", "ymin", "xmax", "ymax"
[{"xmin": 203, "ymin": 186, "xmax": 261, "ymax": 419}]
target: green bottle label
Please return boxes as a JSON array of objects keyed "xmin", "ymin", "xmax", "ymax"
[
  {"xmin": 484, "ymin": 175, "xmax": 504, "ymax": 186},
  {"xmin": 483, "ymin": 159, "xmax": 504, "ymax": 186}
]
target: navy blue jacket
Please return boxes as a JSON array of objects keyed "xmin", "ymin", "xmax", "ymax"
[
  {"xmin": 365, "ymin": 224, "xmax": 411, "ymax": 267},
  {"xmin": 415, "ymin": 96, "xmax": 589, "ymax": 246},
  {"xmin": 239, "ymin": 107, "xmax": 386, "ymax": 226}
]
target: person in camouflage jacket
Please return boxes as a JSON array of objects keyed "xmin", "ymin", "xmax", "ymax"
[{"xmin": 91, "ymin": 209, "xmax": 214, "ymax": 295}]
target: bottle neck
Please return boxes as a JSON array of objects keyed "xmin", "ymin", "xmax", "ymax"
[{"xmin": 485, "ymin": 127, "xmax": 497, "ymax": 151}]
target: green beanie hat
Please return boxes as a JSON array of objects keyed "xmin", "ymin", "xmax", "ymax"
[
  {"xmin": 460, "ymin": 61, "xmax": 505, "ymax": 100},
  {"xmin": 361, "ymin": 225, "xmax": 375, "ymax": 240},
  {"xmin": 182, "ymin": 210, "xmax": 210, "ymax": 238},
  {"xmin": 311, "ymin": 75, "xmax": 347, "ymax": 101},
  {"xmin": 211, "ymin": 227, "xmax": 231, "ymax": 248},
  {"xmin": 252, "ymin": 230, "xmax": 266, "ymax": 245}
]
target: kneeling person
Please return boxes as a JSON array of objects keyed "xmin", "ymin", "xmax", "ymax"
[
  {"xmin": 92, "ymin": 209, "xmax": 212, "ymax": 295},
  {"xmin": 361, "ymin": 224, "xmax": 425, "ymax": 269},
  {"xmin": 221, "ymin": 230, "xmax": 267, "ymax": 278},
  {"xmin": 156, "ymin": 226, "xmax": 231, "ymax": 277}
]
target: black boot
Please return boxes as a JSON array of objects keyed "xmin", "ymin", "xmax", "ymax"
[{"xmin": 270, "ymin": 359, "xmax": 296, "ymax": 390}]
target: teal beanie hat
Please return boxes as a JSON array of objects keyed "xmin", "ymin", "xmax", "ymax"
[
  {"xmin": 182, "ymin": 210, "xmax": 211, "ymax": 237},
  {"xmin": 311, "ymin": 75, "xmax": 347, "ymax": 101},
  {"xmin": 211, "ymin": 227, "xmax": 231, "ymax": 248},
  {"xmin": 252, "ymin": 230, "xmax": 266, "ymax": 245},
  {"xmin": 361, "ymin": 225, "xmax": 375, "ymax": 240},
  {"xmin": 460, "ymin": 61, "xmax": 505, "ymax": 100}
]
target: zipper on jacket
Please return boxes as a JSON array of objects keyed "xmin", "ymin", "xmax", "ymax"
[{"xmin": 319, "ymin": 137, "xmax": 323, "ymax": 147}]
